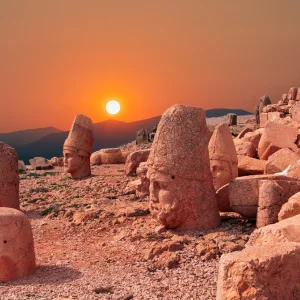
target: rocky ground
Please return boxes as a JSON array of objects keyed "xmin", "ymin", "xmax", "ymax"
[{"xmin": 0, "ymin": 115, "xmax": 256, "ymax": 300}]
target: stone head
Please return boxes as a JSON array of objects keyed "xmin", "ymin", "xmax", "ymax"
[
  {"xmin": 63, "ymin": 114, "xmax": 93, "ymax": 179},
  {"xmin": 288, "ymin": 87, "xmax": 298, "ymax": 100}
]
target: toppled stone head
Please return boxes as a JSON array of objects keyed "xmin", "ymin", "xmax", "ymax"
[
  {"xmin": 288, "ymin": 87, "xmax": 298, "ymax": 100},
  {"xmin": 147, "ymin": 104, "xmax": 220, "ymax": 230},
  {"xmin": 63, "ymin": 114, "xmax": 93, "ymax": 179},
  {"xmin": 0, "ymin": 208, "xmax": 36, "ymax": 281}
]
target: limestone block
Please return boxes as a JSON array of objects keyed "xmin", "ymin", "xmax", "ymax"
[
  {"xmin": 259, "ymin": 113, "xmax": 268, "ymax": 128},
  {"xmin": 234, "ymin": 140, "xmax": 256, "ymax": 157},
  {"xmin": 125, "ymin": 149, "xmax": 151, "ymax": 176},
  {"xmin": 237, "ymin": 155, "xmax": 265, "ymax": 176},
  {"xmin": 278, "ymin": 191, "xmax": 300, "ymax": 221}
]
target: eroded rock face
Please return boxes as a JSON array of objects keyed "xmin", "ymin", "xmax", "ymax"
[
  {"xmin": 216, "ymin": 242, "xmax": 300, "ymax": 300},
  {"xmin": 0, "ymin": 208, "xmax": 36, "ymax": 281},
  {"xmin": 237, "ymin": 155, "xmax": 266, "ymax": 176},
  {"xmin": 216, "ymin": 184, "xmax": 231, "ymax": 212},
  {"xmin": 148, "ymin": 104, "xmax": 220, "ymax": 230},
  {"xmin": 247, "ymin": 214, "xmax": 300, "ymax": 247},
  {"xmin": 257, "ymin": 180, "xmax": 300, "ymax": 228},
  {"xmin": 277, "ymin": 160, "xmax": 300, "ymax": 179},
  {"xmin": 125, "ymin": 149, "xmax": 151, "ymax": 176},
  {"xmin": 209, "ymin": 123, "xmax": 238, "ymax": 191},
  {"xmin": 258, "ymin": 121, "xmax": 298, "ymax": 160},
  {"xmin": 278, "ymin": 192, "xmax": 300, "ymax": 221},
  {"xmin": 0, "ymin": 142, "xmax": 19, "ymax": 209},
  {"xmin": 90, "ymin": 151, "xmax": 102, "ymax": 165},
  {"xmin": 288, "ymin": 87, "xmax": 298, "ymax": 100},
  {"xmin": 49, "ymin": 157, "xmax": 64, "ymax": 167},
  {"xmin": 264, "ymin": 148, "xmax": 300, "ymax": 174},
  {"xmin": 136, "ymin": 162, "xmax": 150, "ymax": 197},
  {"xmin": 63, "ymin": 114, "xmax": 93, "ymax": 179},
  {"xmin": 234, "ymin": 140, "xmax": 256, "ymax": 157}
]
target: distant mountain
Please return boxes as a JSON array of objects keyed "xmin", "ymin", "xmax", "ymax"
[
  {"xmin": 0, "ymin": 126, "xmax": 62, "ymax": 147},
  {"xmin": 2, "ymin": 109, "xmax": 252, "ymax": 164},
  {"xmin": 205, "ymin": 108, "xmax": 252, "ymax": 118}
]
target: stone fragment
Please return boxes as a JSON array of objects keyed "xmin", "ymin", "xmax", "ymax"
[
  {"xmin": 29, "ymin": 157, "xmax": 53, "ymax": 170},
  {"xmin": 63, "ymin": 114, "xmax": 93, "ymax": 179},
  {"xmin": 259, "ymin": 113, "xmax": 268, "ymax": 128},
  {"xmin": 288, "ymin": 87, "xmax": 298, "ymax": 100},
  {"xmin": 136, "ymin": 129, "xmax": 149, "ymax": 145},
  {"xmin": 0, "ymin": 142, "xmax": 19, "ymax": 209},
  {"xmin": 49, "ymin": 157, "xmax": 64, "ymax": 167},
  {"xmin": 224, "ymin": 113, "xmax": 237, "ymax": 126},
  {"xmin": 18, "ymin": 160, "xmax": 26, "ymax": 172},
  {"xmin": 125, "ymin": 149, "xmax": 151, "ymax": 176},
  {"xmin": 236, "ymin": 128, "xmax": 253, "ymax": 139},
  {"xmin": 216, "ymin": 184, "xmax": 231, "ymax": 212},
  {"xmin": 264, "ymin": 148, "xmax": 300, "ymax": 174},
  {"xmin": 296, "ymin": 87, "xmax": 300, "ymax": 101},
  {"xmin": 0, "ymin": 208, "xmax": 36, "ymax": 281},
  {"xmin": 290, "ymin": 104, "xmax": 300, "ymax": 122},
  {"xmin": 278, "ymin": 192, "xmax": 300, "ymax": 221},
  {"xmin": 237, "ymin": 155, "xmax": 266, "ymax": 176},
  {"xmin": 277, "ymin": 160, "xmax": 300, "ymax": 180},
  {"xmin": 148, "ymin": 104, "xmax": 220, "ymax": 230},
  {"xmin": 90, "ymin": 150, "xmax": 102, "ymax": 165},
  {"xmin": 229, "ymin": 174, "xmax": 292, "ymax": 218},
  {"xmin": 136, "ymin": 162, "xmax": 150, "ymax": 197},
  {"xmin": 196, "ymin": 240, "xmax": 219, "ymax": 261},
  {"xmin": 258, "ymin": 121, "xmax": 298, "ymax": 159},
  {"xmin": 120, "ymin": 150, "xmax": 130, "ymax": 163},
  {"xmin": 257, "ymin": 180, "xmax": 300, "ymax": 228},
  {"xmin": 216, "ymin": 242, "xmax": 300, "ymax": 300},
  {"xmin": 234, "ymin": 139, "xmax": 256, "ymax": 157},
  {"xmin": 247, "ymin": 214, "xmax": 300, "ymax": 246},
  {"xmin": 267, "ymin": 111, "xmax": 284, "ymax": 122},
  {"xmin": 243, "ymin": 129, "xmax": 263, "ymax": 149},
  {"xmin": 209, "ymin": 123, "xmax": 238, "ymax": 191},
  {"xmin": 100, "ymin": 148, "xmax": 122, "ymax": 164}
]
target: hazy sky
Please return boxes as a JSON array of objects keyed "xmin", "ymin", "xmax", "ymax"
[{"xmin": 1, "ymin": 0, "xmax": 300, "ymax": 132}]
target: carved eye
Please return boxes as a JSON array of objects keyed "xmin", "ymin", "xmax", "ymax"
[{"xmin": 3, "ymin": 240, "xmax": 7, "ymax": 244}]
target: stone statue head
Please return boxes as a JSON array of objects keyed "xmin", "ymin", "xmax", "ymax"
[
  {"xmin": 147, "ymin": 104, "xmax": 220, "ymax": 230},
  {"xmin": 288, "ymin": 87, "xmax": 297, "ymax": 101},
  {"xmin": 63, "ymin": 114, "xmax": 93, "ymax": 179}
]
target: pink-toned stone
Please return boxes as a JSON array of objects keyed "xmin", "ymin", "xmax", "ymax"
[
  {"xmin": 290, "ymin": 104, "xmax": 300, "ymax": 122},
  {"xmin": 267, "ymin": 111, "xmax": 284, "ymax": 122},
  {"xmin": 136, "ymin": 162, "xmax": 149, "ymax": 197},
  {"xmin": 216, "ymin": 183, "xmax": 232, "ymax": 212},
  {"xmin": 259, "ymin": 113, "xmax": 268, "ymax": 128},
  {"xmin": 278, "ymin": 192, "xmax": 300, "ymax": 221},
  {"xmin": 0, "ymin": 142, "xmax": 19, "ymax": 209},
  {"xmin": 258, "ymin": 121, "xmax": 298, "ymax": 160},
  {"xmin": 99, "ymin": 148, "xmax": 123, "ymax": 164},
  {"xmin": 277, "ymin": 160, "xmax": 300, "ymax": 179},
  {"xmin": 247, "ymin": 214, "xmax": 300, "ymax": 246},
  {"xmin": 148, "ymin": 104, "xmax": 220, "ymax": 230},
  {"xmin": 29, "ymin": 157, "xmax": 53, "ymax": 170},
  {"xmin": 63, "ymin": 114, "xmax": 93, "ymax": 179},
  {"xmin": 288, "ymin": 87, "xmax": 298, "ymax": 100},
  {"xmin": 264, "ymin": 148, "xmax": 300, "ymax": 174},
  {"xmin": 49, "ymin": 157, "xmax": 64, "ymax": 167},
  {"xmin": 209, "ymin": 123, "xmax": 238, "ymax": 191},
  {"xmin": 229, "ymin": 174, "xmax": 294, "ymax": 218},
  {"xmin": 0, "ymin": 208, "xmax": 36, "ymax": 281},
  {"xmin": 125, "ymin": 149, "xmax": 151, "ymax": 176},
  {"xmin": 120, "ymin": 150, "xmax": 130, "ymax": 163},
  {"xmin": 237, "ymin": 155, "xmax": 266, "ymax": 176},
  {"xmin": 236, "ymin": 128, "xmax": 253, "ymax": 139},
  {"xmin": 243, "ymin": 129, "xmax": 263, "ymax": 149},
  {"xmin": 90, "ymin": 150, "xmax": 102, "ymax": 165},
  {"xmin": 296, "ymin": 88, "xmax": 300, "ymax": 101},
  {"xmin": 257, "ymin": 180, "xmax": 300, "ymax": 228},
  {"xmin": 18, "ymin": 160, "xmax": 26, "ymax": 171},
  {"xmin": 216, "ymin": 242, "xmax": 300, "ymax": 300},
  {"xmin": 234, "ymin": 139, "xmax": 256, "ymax": 157}
]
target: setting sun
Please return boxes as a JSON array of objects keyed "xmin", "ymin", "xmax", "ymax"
[{"xmin": 106, "ymin": 100, "xmax": 120, "ymax": 115}]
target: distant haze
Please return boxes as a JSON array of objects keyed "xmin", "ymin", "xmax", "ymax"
[{"xmin": 1, "ymin": 1, "xmax": 300, "ymax": 132}]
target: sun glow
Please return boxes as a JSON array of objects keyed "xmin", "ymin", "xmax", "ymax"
[{"xmin": 106, "ymin": 100, "xmax": 120, "ymax": 115}]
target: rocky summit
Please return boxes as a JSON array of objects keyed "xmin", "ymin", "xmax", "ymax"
[{"xmin": 2, "ymin": 102, "xmax": 300, "ymax": 299}]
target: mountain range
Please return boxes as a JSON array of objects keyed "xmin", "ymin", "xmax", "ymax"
[{"xmin": 0, "ymin": 109, "xmax": 252, "ymax": 164}]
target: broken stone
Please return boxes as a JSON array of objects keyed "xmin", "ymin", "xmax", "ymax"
[{"xmin": 125, "ymin": 149, "xmax": 150, "ymax": 176}]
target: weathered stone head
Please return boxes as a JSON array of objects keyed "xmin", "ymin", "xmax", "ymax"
[
  {"xmin": 147, "ymin": 104, "xmax": 220, "ymax": 230},
  {"xmin": 0, "ymin": 208, "xmax": 36, "ymax": 281},
  {"xmin": 0, "ymin": 142, "xmax": 19, "ymax": 209},
  {"xmin": 63, "ymin": 114, "xmax": 93, "ymax": 179},
  {"xmin": 208, "ymin": 123, "xmax": 238, "ymax": 191}
]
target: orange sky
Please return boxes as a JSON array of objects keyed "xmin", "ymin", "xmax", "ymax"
[{"xmin": 1, "ymin": 0, "xmax": 300, "ymax": 132}]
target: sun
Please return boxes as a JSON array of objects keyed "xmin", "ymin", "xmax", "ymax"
[{"xmin": 106, "ymin": 100, "xmax": 120, "ymax": 115}]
